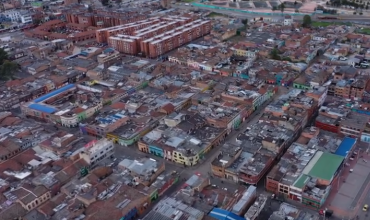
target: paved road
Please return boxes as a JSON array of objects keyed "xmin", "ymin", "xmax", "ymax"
[{"xmin": 173, "ymin": 4, "xmax": 370, "ymax": 22}]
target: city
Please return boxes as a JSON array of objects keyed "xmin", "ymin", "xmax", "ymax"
[{"xmin": 0, "ymin": 0, "xmax": 369, "ymax": 219}]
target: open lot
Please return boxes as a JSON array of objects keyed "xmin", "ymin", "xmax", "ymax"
[
  {"xmin": 357, "ymin": 28, "xmax": 370, "ymax": 34},
  {"xmin": 311, "ymin": 21, "xmax": 352, "ymax": 27},
  {"xmin": 328, "ymin": 156, "xmax": 370, "ymax": 217}
]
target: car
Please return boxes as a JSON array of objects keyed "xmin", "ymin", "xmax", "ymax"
[
  {"xmin": 363, "ymin": 204, "xmax": 368, "ymax": 211},
  {"xmin": 339, "ymin": 56, "xmax": 348, "ymax": 61}
]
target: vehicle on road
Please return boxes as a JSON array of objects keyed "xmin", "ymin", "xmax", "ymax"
[
  {"xmin": 363, "ymin": 204, "xmax": 368, "ymax": 211},
  {"xmin": 319, "ymin": 209, "xmax": 333, "ymax": 217}
]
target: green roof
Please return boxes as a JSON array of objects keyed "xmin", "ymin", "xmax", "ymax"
[
  {"xmin": 307, "ymin": 152, "xmax": 344, "ymax": 181},
  {"xmin": 293, "ymin": 174, "xmax": 309, "ymax": 189}
]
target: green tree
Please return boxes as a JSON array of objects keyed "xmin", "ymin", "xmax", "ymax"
[
  {"xmin": 302, "ymin": 15, "xmax": 312, "ymax": 27},
  {"xmin": 0, "ymin": 61, "xmax": 18, "ymax": 80},
  {"xmin": 294, "ymin": 0, "xmax": 297, "ymax": 5},
  {"xmin": 272, "ymin": 6, "xmax": 278, "ymax": 11},
  {"xmin": 241, "ymin": 19, "xmax": 248, "ymax": 26},
  {"xmin": 279, "ymin": 3, "xmax": 285, "ymax": 14},
  {"xmin": 326, "ymin": 1, "xmax": 329, "ymax": 5},
  {"xmin": 102, "ymin": 0, "xmax": 109, "ymax": 6},
  {"xmin": 0, "ymin": 48, "xmax": 19, "ymax": 81},
  {"xmin": 87, "ymin": 5, "xmax": 93, "ymax": 12},
  {"xmin": 270, "ymin": 48, "xmax": 280, "ymax": 60}
]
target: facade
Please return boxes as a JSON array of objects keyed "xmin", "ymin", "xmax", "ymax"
[
  {"xmin": 139, "ymin": 113, "xmax": 227, "ymax": 166},
  {"xmin": 79, "ymin": 139, "xmax": 114, "ymax": 166},
  {"xmin": 21, "ymin": 84, "xmax": 103, "ymax": 127},
  {"xmin": 4, "ymin": 185, "xmax": 51, "ymax": 211},
  {"xmin": 20, "ymin": 14, "xmax": 32, "ymax": 23},
  {"xmin": 107, "ymin": 17, "xmax": 211, "ymax": 58}
]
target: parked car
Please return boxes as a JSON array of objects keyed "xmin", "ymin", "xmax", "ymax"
[{"xmin": 363, "ymin": 204, "xmax": 368, "ymax": 212}]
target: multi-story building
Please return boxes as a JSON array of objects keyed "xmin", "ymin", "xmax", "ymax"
[
  {"xmin": 21, "ymin": 84, "xmax": 103, "ymax": 127},
  {"xmin": 339, "ymin": 113, "xmax": 369, "ymax": 138},
  {"xmin": 79, "ymin": 139, "xmax": 114, "ymax": 166},
  {"xmin": 20, "ymin": 13, "xmax": 32, "ymax": 23},
  {"xmin": 96, "ymin": 18, "xmax": 161, "ymax": 43},
  {"xmin": 139, "ymin": 113, "xmax": 227, "ymax": 166},
  {"xmin": 105, "ymin": 17, "xmax": 210, "ymax": 58},
  {"xmin": 141, "ymin": 20, "xmax": 211, "ymax": 58}
]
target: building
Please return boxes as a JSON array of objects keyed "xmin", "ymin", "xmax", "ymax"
[
  {"xmin": 209, "ymin": 208, "xmax": 244, "ymax": 220},
  {"xmin": 106, "ymin": 17, "xmax": 211, "ymax": 58},
  {"xmin": 244, "ymin": 195, "xmax": 267, "ymax": 220},
  {"xmin": 79, "ymin": 139, "xmax": 114, "ymax": 166},
  {"xmin": 160, "ymin": 0, "xmax": 171, "ymax": 8},
  {"xmin": 143, "ymin": 197, "xmax": 205, "ymax": 220},
  {"xmin": 339, "ymin": 113, "xmax": 370, "ymax": 138},
  {"xmin": 4, "ymin": 184, "xmax": 51, "ymax": 211},
  {"xmin": 138, "ymin": 113, "xmax": 227, "ymax": 166},
  {"xmin": 231, "ymin": 186, "xmax": 257, "ymax": 215},
  {"xmin": 20, "ymin": 13, "xmax": 32, "ymax": 23},
  {"xmin": 21, "ymin": 84, "xmax": 103, "ymax": 127}
]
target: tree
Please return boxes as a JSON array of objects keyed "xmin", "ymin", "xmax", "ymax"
[
  {"xmin": 33, "ymin": 18, "xmax": 42, "ymax": 25},
  {"xmin": 270, "ymin": 48, "xmax": 280, "ymax": 60},
  {"xmin": 294, "ymin": 0, "xmax": 297, "ymax": 5},
  {"xmin": 326, "ymin": 1, "xmax": 329, "ymax": 5},
  {"xmin": 366, "ymin": 5, "xmax": 368, "ymax": 9},
  {"xmin": 302, "ymin": 15, "xmax": 312, "ymax": 27},
  {"xmin": 87, "ymin": 5, "xmax": 93, "ymax": 12},
  {"xmin": 0, "ymin": 61, "xmax": 18, "ymax": 81},
  {"xmin": 241, "ymin": 19, "xmax": 248, "ymax": 26},
  {"xmin": 101, "ymin": 0, "xmax": 109, "ymax": 6},
  {"xmin": 272, "ymin": 6, "xmax": 277, "ymax": 11},
  {"xmin": 279, "ymin": 3, "xmax": 285, "ymax": 14},
  {"xmin": 0, "ymin": 48, "xmax": 19, "ymax": 81}
]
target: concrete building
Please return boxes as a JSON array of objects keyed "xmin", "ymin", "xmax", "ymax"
[
  {"xmin": 106, "ymin": 17, "xmax": 211, "ymax": 58},
  {"xmin": 79, "ymin": 139, "xmax": 114, "ymax": 166}
]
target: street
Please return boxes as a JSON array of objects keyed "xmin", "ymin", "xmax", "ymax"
[{"xmin": 173, "ymin": 3, "xmax": 370, "ymax": 22}]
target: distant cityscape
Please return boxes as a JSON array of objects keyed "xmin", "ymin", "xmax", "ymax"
[{"xmin": 0, "ymin": 0, "xmax": 369, "ymax": 220}]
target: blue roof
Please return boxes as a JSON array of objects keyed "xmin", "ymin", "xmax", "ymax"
[
  {"xmin": 29, "ymin": 103, "xmax": 57, "ymax": 114},
  {"xmin": 104, "ymin": 48, "xmax": 115, "ymax": 53},
  {"xmin": 34, "ymin": 84, "xmax": 75, "ymax": 103},
  {"xmin": 335, "ymin": 137, "xmax": 356, "ymax": 157},
  {"xmin": 209, "ymin": 208, "xmax": 244, "ymax": 220}
]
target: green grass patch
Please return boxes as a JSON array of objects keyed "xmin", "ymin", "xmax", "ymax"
[
  {"xmin": 207, "ymin": 12, "xmax": 227, "ymax": 17},
  {"xmin": 357, "ymin": 28, "xmax": 370, "ymax": 35},
  {"xmin": 311, "ymin": 21, "xmax": 352, "ymax": 27}
]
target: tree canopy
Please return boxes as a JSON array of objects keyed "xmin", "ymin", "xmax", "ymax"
[
  {"xmin": 302, "ymin": 15, "xmax": 312, "ymax": 27},
  {"xmin": 0, "ymin": 48, "xmax": 19, "ymax": 81}
]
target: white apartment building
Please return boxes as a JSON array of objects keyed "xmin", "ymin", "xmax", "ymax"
[
  {"xmin": 2, "ymin": 10, "xmax": 21, "ymax": 22},
  {"xmin": 2, "ymin": 10, "xmax": 32, "ymax": 23},
  {"xmin": 21, "ymin": 14, "xmax": 32, "ymax": 24},
  {"xmin": 79, "ymin": 138, "xmax": 114, "ymax": 166}
]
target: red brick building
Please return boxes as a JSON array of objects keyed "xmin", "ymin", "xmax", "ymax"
[{"xmin": 107, "ymin": 18, "xmax": 211, "ymax": 58}]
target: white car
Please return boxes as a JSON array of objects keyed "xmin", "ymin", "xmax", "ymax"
[{"xmin": 339, "ymin": 56, "xmax": 348, "ymax": 61}]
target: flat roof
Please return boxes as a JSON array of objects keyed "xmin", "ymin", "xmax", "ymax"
[
  {"xmin": 33, "ymin": 84, "xmax": 75, "ymax": 103},
  {"xmin": 304, "ymin": 151, "xmax": 344, "ymax": 181},
  {"xmin": 335, "ymin": 137, "xmax": 356, "ymax": 157},
  {"xmin": 28, "ymin": 103, "xmax": 57, "ymax": 114},
  {"xmin": 293, "ymin": 174, "xmax": 310, "ymax": 189}
]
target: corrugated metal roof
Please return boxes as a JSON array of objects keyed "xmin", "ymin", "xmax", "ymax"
[
  {"xmin": 29, "ymin": 104, "xmax": 57, "ymax": 114},
  {"xmin": 335, "ymin": 137, "xmax": 355, "ymax": 157},
  {"xmin": 34, "ymin": 84, "xmax": 75, "ymax": 103}
]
